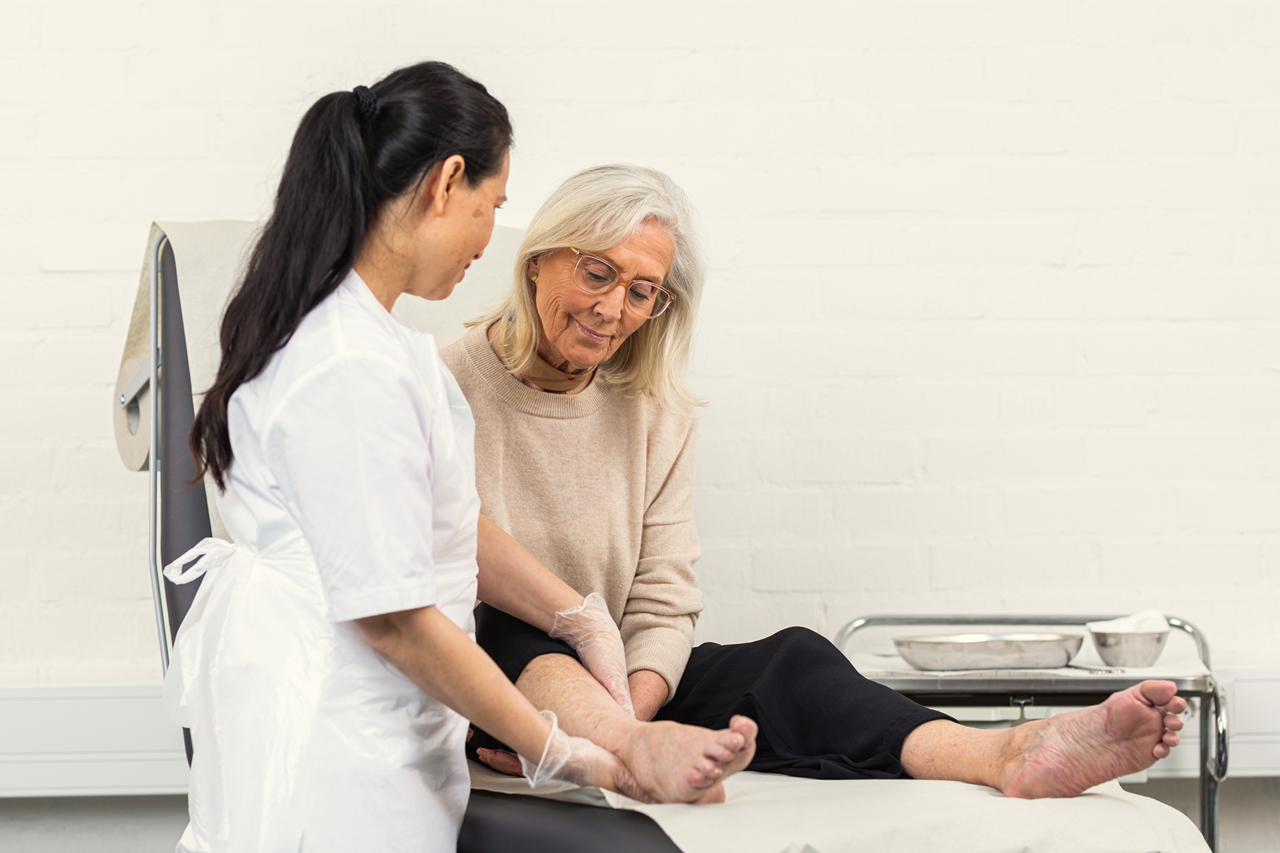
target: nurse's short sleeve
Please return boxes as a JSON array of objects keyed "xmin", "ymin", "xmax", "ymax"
[{"xmin": 264, "ymin": 354, "xmax": 437, "ymax": 622}]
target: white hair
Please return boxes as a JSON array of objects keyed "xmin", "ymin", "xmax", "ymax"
[{"xmin": 473, "ymin": 164, "xmax": 706, "ymax": 413}]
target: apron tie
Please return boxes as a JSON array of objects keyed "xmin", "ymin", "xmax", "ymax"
[
  {"xmin": 163, "ymin": 537, "xmax": 243, "ymax": 585},
  {"xmin": 163, "ymin": 538, "xmax": 255, "ymax": 728}
]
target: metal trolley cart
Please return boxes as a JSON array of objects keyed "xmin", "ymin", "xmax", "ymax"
[{"xmin": 835, "ymin": 615, "xmax": 1228, "ymax": 852}]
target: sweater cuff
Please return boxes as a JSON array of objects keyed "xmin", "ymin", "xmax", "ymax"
[{"xmin": 624, "ymin": 623, "xmax": 694, "ymax": 705}]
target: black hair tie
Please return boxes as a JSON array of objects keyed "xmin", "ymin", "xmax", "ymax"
[{"xmin": 352, "ymin": 85, "xmax": 378, "ymax": 125}]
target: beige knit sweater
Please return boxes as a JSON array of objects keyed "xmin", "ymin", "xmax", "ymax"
[{"xmin": 441, "ymin": 322, "xmax": 703, "ymax": 699}]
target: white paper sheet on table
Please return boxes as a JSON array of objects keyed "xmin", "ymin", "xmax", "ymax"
[{"xmin": 470, "ymin": 762, "xmax": 1209, "ymax": 853}]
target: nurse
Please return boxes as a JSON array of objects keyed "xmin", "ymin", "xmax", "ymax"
[{"xmin": 171, "ymin": 62, "xmax": 752, "ymax": 853}]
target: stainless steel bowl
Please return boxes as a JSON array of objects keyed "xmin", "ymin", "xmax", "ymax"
[
  {"xmin": 893, "ymin": 633, "xmax": 1084, "ymax": 671},
  {"xmin": 1090, "ymin": 630, "xmax": 1168, "ymax": 667}
]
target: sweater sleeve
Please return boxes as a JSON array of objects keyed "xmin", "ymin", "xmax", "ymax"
[{"xmin": 620, "ymin": 418, "xmax": 703, "ymax": 703}]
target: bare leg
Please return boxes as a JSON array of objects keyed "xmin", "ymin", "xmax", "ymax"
[
  {"xmin": 494, "ymin": 654, "xmax": 757, "ymax": 803},
  {"xmin": 901, "ymin": 680, "xmax": 1187, "ymax": 798}
]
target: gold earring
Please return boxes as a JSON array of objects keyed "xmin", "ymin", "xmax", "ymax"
[{"xmin": 530, "ymin": 270, "xmax": 539, "ymax": 282}]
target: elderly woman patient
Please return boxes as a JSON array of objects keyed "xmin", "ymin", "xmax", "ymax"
[{"xmin": 443, "ymin": 164, "xmax": 1186, "ymax": 801}]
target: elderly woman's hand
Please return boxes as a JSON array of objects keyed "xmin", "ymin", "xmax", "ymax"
[{"xmin": 550, "ymin": 593, "xmax": 636, "ymax": 717}]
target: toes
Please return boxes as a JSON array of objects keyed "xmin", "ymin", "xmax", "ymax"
[
  {"xmin": 696, "ymin": 761, "xmax": 723, "ymax": 779},
  {"xmin": 1136, "ymin": 680, "xmax": 1179, "ymax": 707},
  {"xmin": 713, "ymin": 730, "xmax": 745, "ymax": 754},
  {"xmin": 1164, "ymin": 713, "xmax": 1184, "ymax": 732},
  {"xmin": 703, "ymin": 742, "xmax": 734, "ymax": 764},
  {"xmin": 1153, "ymin": 743, "xmax": 1170, "ymax": 759},
  {"xmin": 1155, "ymin": 698, "xmax": 1188, "ymax": 718},
  {"xmin": 729, "ymin": 715, "xmax": 759, "ymax": 741},
  {"xmin": 738, "ymin": 738, "xmax": 757, "ymax": 768},
  {"xmin": 686, "ymin": 763, "xmax": 723, "ymax": 792}
]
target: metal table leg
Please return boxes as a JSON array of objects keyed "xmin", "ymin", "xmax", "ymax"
[
  {"xmin": 1199, "ymin": 691, "xmax": 1213, "ymax": 849},
  {"xmin": 1200, "ymin": 684, "xmax": 1228, "ymax": 851}
]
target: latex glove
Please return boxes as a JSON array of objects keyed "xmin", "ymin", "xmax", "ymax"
[
  {"xmin": 549, "ymin": 592, "xmax": 635, "ymax": 717},
  {"xmin": 520, "ymin": 711, "xmax": 651, "ymax": 802}
]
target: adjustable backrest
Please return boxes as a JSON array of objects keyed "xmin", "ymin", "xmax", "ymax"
[{"xmin": 158, "ymin": 238, "xmax": 212, "ymax": 636}]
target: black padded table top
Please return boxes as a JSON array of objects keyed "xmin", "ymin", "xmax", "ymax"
[{"xmin": 460, "ymin": 790, "xmax": 681, "ymax": 853}]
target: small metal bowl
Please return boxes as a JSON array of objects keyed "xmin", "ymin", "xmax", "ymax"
[
  {"xmin": 1090, "ymin": 630, "xmax": 1168, "ymax": 668},
  {"xmin": 893, "ymin": 633, "xmax": 1084, "ymax": 671}
]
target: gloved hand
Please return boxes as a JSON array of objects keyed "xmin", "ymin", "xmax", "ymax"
[
  {"xmin": 549, "ymin": 593, "xmax": 635, "ymax": 717},
  {"xmin": 520, "ymin": 710, "xmax": 651, "ymax": 802}
]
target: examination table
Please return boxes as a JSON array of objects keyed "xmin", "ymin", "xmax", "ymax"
[{"xmin": 114, "ymin": 221, "xmax": 1211, "ymax": 853}]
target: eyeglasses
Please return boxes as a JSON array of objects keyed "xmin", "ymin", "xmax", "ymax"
[{"xmin": 569, "ymin": 248, "xmax": 675, "ymax": 319}]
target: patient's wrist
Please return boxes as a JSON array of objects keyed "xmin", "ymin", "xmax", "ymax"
[{"xmin": 629, "ymin": 670, "xmax": 668, "ymax": 722}]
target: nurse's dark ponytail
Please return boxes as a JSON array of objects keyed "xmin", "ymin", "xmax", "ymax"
[{"xmin": 191, "ymin": 61, "xmax": 512, "ymax": 489}]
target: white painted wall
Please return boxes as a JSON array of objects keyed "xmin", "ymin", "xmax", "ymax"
[{"xmin": 2, "ymin": 1, "xmax": 1278, "ymax": 687}]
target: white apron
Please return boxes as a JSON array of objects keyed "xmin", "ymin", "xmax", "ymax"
[{"xmin": 164, "ymin": 273, "xmax": 481, "ymax": 853}]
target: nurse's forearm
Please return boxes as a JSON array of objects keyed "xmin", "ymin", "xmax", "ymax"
[
  {"xmin": 475, "ymin": 513, "xmax": 583, "ymax": 632},
  {"xmin": 355, "ymin": 605, "xmax": 553, "ymax": 761}
]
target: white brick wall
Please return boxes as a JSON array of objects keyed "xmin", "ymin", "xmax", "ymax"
[{"xmin": 2, "ymin": 0, "xmax": 1278, "ymax": 686}]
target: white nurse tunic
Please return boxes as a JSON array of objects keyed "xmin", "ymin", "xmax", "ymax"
[{"xmin": 164, "ymin": 270, "xmax": 481, "ymax": 853}]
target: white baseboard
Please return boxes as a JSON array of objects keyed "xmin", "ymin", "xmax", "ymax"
[{"xmin": 0, "ymin": 684, "xmax": 188, "ymax": 797}]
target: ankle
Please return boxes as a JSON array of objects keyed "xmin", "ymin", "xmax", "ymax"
[
  {"xmin": 994, "ymin": 726, "xmax": 1027, "ymax": 789},
  {"xmin": 580, "ymin": 714, "xmax": 641, "ymax": 757}
]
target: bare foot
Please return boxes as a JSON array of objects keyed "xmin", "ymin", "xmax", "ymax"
[
  {"xmin": 478, "ymin": 715, "xmax": 757, "ymax": 804},
  {"xmin": 560, "ymin": 737, "xmax": 656, "ymax": 804},
  {"xmin": 1000, "ymin": 680, "xmax": 1186, "ymax": 798},
  {"xmin": 695, "ymin": 783, "xmax": 726, "ymax": 804},
  {"xmin": 618, "ymin": 715, "xmax": 758, "ymax": 803}
]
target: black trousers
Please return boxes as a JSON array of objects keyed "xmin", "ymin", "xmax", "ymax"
[{"xmin": 469, "ymin": 604, "xmax": 951, "ymax": 780}]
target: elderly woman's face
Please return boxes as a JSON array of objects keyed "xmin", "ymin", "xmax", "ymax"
[{"xmin": 529, "ymin": 221, "xmax": 675, "ymax": 373}]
